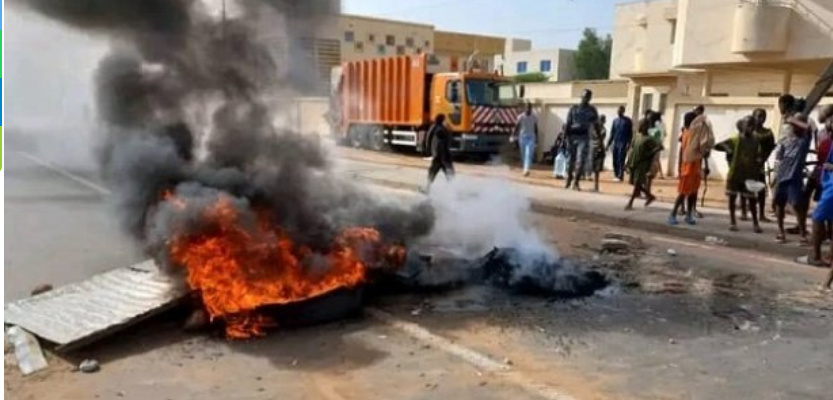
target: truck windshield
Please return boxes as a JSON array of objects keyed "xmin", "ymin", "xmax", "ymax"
[{"xmin": 465, "ymin": 80, "xmax": 516, "ymax": 106}]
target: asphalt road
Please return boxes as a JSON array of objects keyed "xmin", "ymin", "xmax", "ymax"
[
  {"xmin": 4, "ymin": 146, "xmax": 142, "ymax": 303},
  {"xmin": 2, "ymin": 136, "xmax": 555, "ymax": 400},
  {"xmin": 5, "ymin": 138, "xmax": 833, "ymax": 400}
]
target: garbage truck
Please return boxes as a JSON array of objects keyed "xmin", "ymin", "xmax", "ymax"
[{"xmin": 331, "ymin": 54, "xmax": 524, "ymax": 155}]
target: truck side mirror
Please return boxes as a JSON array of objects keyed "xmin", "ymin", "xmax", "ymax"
[{"xmin": 519, "ymin": 85, "xmax": 526, "ymax": 99}]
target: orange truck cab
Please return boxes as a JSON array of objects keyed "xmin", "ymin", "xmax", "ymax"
[{"xmin": 333, "ymin": 54, "xmax": 523, "ymax": 154}]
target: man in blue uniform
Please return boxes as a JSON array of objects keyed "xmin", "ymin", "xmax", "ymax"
[{"xmin": 606, "ymin": 106, "xmax": 633, "ymax": 182}]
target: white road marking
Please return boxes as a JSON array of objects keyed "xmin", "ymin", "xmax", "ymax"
[
  {"xmin": 15, "ymin": 151, "xmax": 112, "ymax": 196},
  {"xmin": 366, "ymin": 307, "xmax": 509, "ymax": 372},
  {"xmin": 651, "ymin": 236, "xmax": 798, "ymax": 267},
  {"xmin": 366, "ymin": 307, "xmax": 579, "ymax": 400}
]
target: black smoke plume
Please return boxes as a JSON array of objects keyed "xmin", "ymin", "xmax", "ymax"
[{"xmin": 15, "ymin": 0, "xmax": 434, "ymax": 268}]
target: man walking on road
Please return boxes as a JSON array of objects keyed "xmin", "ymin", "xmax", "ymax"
[
  {"xmin": 564, "ymin": 89, "xmax": 600, "ymax": 191},
  {"xmin": 515, "ymin": 102, "xmax": 539, "ymax": 177},
  {"xmin": 427, "ymin": 114, "xmax": 455, "ymax": 187},
  {"xmin": 626, "ymin": 112, "xmax": 661, "ymax": 210},
  {"xmin": 607, "ymin": 106, "xmax": 633, "ymax": 182}
]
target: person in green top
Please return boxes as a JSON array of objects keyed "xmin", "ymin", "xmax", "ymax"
[
  {"xmin": 625, "ymin": 111, "xmax": 662, "ymax": 210},
  {"xmin": 648, "ymin": 114, "xmax": 666, "ymax": 182},
  {"xmin": 740, "ymin": 108, "xmax": 777, "ymax": 222},
  {"xmin": 715, "ymin": 116, "xmax": 763, "ymax": 233}
]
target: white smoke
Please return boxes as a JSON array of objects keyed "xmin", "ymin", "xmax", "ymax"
[
  {"xmin": 421, "ymin": 174, "xmax": 558, "ymax": 263},
  {"xmin": 416, "ymin": 174, "xmax": 610, "ymax": 297}
]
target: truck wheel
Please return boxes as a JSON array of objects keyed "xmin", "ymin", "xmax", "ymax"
[
  {"xmin": 349, "ymin": 127, "xmax": 365, "ymax": 149},
  {"xmin": 369, "ymin": 126, "xmax": 387, "ymax": 152}
]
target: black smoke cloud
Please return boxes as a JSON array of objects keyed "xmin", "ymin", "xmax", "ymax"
[{"xmin": 15, "ymin": 0, "xmax": 434, "ymax": 268}]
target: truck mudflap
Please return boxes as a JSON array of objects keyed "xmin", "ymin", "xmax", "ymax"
[{"xmin": 451, "ymin": 133, "xmax": 509, "ymax": 153}]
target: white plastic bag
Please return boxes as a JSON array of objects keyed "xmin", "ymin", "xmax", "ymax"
[{"xmin": 553, "ymin": 152, "xmax": 568, "ymax": 178}]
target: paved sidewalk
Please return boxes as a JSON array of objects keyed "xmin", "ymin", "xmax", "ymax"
[{"xmin": 337, "ymin": 157, "xmax": 811, "ymax": 259}]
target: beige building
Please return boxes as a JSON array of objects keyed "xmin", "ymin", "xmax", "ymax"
[
  {"xmin": 433, "ymin": 30, "xmax": 505, "ymax": 72},
  {"xmin": 495, "ymin": 48, "xmax": 577, "ymax": 81},
  {"xmin": 315, "ymin": 14, "xmax": 511, "ymax": 94},
  {"xmin": 608, "ymin": 0, "xmax": 833, "ymax": 178},
  {"xmin": 523, "ymin": 80, "xmax": 630, "ymax": 157},
  {"xmin": 336, "ymin": 15, "xmax": 507, "ymax": 73},
  {"xmin": 339, "ymin": 14, "xmax": 434, "ymax": 61}
]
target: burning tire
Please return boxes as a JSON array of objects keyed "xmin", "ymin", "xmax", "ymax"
[{"xmin": 259, "ymin": 288, "xmax": 365, "ymax": 328}]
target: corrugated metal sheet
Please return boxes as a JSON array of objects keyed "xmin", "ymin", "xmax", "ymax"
[{"xmin": 4, "ymin": 259, "xmax": 188, "ymax": 351}]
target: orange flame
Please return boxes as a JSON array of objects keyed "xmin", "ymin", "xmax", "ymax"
[{"xmin": 166, "ymin": 194, "xmax": 402, "ymax": 338}]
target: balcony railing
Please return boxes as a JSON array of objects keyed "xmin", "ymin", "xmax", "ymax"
[
  {"xmin": 737, "ymin": 0, "xmax": 833, "ymax": 37},
  {"xmin": 732, "ymin": 0, "xmax": 792, "ymax": 53}
]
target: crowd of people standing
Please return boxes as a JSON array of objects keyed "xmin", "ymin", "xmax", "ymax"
[
  {"xmin": 423, "ymin": 89, "xmax": 833, "ymax": 290},
  {"xmin": 514, "ymin": 91, "xmax": 833, "ymax": 291}
]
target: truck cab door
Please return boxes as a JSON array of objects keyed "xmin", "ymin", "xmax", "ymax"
[{"xmin": 431, "ymin": 76, "xmax": 463, "ymax": 130}]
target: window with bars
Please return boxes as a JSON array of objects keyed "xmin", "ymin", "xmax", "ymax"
[
  {"xmin": 377, "ymin": 44, "xmax": 386, "ymax": 55},
  {"xmin": 354, "ymin": 42, "xmax": 364, "ymax": 52},
  {"xmin": 405, "ymin": 37, "xmax": 415, "ymax": 47},
  {"xmin": 396, "ymin": 45, "xmax": 406, "ymax": 55},
  {"xmin": 344, "ymin": 31, "xmax": 354, "ymax": 42},
  {"xmin": 386, "ymin": 35, "xmax": 395, "ymax": 46}
]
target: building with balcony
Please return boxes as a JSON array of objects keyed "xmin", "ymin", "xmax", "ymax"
[{"xmin": 608, "ymin": 0, "xmax": 833, "ymax": 178}]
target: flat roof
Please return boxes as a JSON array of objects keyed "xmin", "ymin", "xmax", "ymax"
[
  {"xmin": 434, "ymin": 30, "xmax": 510, "ymax": 41},
  {"xmin": 615, "ymin": 0, "xmax": 676, "ymax": 8},
  {"xmin": 340, "ymin": 13, "xmax": 434, "ymax": 29}
]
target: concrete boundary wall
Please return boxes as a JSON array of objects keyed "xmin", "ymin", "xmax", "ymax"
[{"xmin": 290, "ymin": 92, "xmax": 832, "ymax": 179}]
